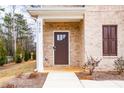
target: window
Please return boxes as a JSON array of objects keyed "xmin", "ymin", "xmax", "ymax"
[
  {"xmin": 57, "ymin": 34, "xmax": 66, "ymax": 41},
  {"xmin": 103, "ymin": 25, "xmax": 117, "ymax": 56}
]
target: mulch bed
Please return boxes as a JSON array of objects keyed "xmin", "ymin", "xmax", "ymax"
[
  {"xmin": 1, "ymin": 72, "xmax": 48, "ymax": 88},
  {"xmin": 75, "ymin": 71, "xmax": 124, "ymax": 80}
]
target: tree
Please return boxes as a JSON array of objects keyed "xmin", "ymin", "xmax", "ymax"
[
  {"xmin": 0, "ymin": 6, "xmax": 5, "ymax": 41},
  {"xmin": 14, "ymin": 13, "xmax": 34, "ymax": 61},
  {"xmin": 0, "ymin": 7, "xmax": 4, "ymax": 12},
  {"xmin": 0, "ymin": 24, "xmax": 3, "ymax": 39},
  {"xmin": 1, "ymin": 6, "xmax": 35, "ymax": 63},
  {"xmin": 3, "ymin": 13, "xmax": 13, "ymax": 56},
  {"xmin": 14, "ymin": 13, "xmax": 31, "ymax": 51},
  {"xmin": 11, "ymin": 6, "xmax": 16, "ymax": 60}
]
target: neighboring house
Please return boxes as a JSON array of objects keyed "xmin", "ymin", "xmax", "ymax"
[{"xmin": 28, "ymin": 5, "xmax": 124, "ymax": 72}]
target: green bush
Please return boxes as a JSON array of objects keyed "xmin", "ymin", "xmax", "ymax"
[
  {"xmin": 0, "ymin": 39, "xmax": 7, "ymax": 66},
  {"xmin": 32, "ymin": 52, "xmax": 36, "ymax": 60},
  {"xmin": 0, "ymin": 56, "xmax": 7, "ymax": 66},
  {"xmin": 29, "ymin": 52, "xmax": 31, "ymax": 59},
  {"xmin": 15, "ymin": 55, "xmax": 22, "ymax": 63},
  {"xmin": 24, "ymin": 51, "xmax": 30, "ymax": 62},
  {"xmin": 15, "ymin": 46, "xmax": 23, "ymax": 63}
]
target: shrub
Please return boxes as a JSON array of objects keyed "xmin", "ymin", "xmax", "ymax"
[
  {"xmin": 0, "ymin": 56, "xmax": 7, "ymax": 66},
  {"xmin": 29, "ymin": 52, "xmax": 31, "ymax": 59},
  {"xmin": 83, "ymin": 56, "xmax": 102, "ymax": 75},
  {"xmin": 24, "ymin": 51, "xmax": 30, "ymax": 62},
  {"xmin": 28, "ymin": 71, "xmax": 39, "ymax": 79},
  {"xmin": 32, "ymin": 52, "xmax": 36, "ymax": 60},
  {"xmin": 0, "ymin": 39, "xmax": 7, "ymax": 66},
  {"xmin": 15, "ymin": 55, "xmax": 22, "ymax": 63},
  {"xmin": 114, "ymin": 57, "xmax": 124, "ymax": 74},
  {"xmin": 15, "ymin": 46, "xmax": 23, "ymax": 63}
]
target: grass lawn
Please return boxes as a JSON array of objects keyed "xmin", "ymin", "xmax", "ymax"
[
  {"xmin": 0, "ymin": 61, "xmax": 36, "ymax": 78},
  {"xmin": 0, "ymin": 61, "xmax": 49, "ymax": 88},
  {"xmin": 0, "ymin": 61, "xmax": 36, "ymax": 85}
]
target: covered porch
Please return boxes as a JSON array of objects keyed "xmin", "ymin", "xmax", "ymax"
[{"xmin": 28, "ymin": 6, "xmax": 85, "ymax": 72}]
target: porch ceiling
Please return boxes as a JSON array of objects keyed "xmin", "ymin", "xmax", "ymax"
[
  {"xmin": 44, "ymin": 19, "xmax": 81, "ymax": 22},
  {"xmin": 28, "ymin": 7, "xmax": 84, "ymax": 19}
]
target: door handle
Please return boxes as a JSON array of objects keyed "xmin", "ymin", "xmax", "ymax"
[{"xmin": 53, "ymin": 46, "xmax": 56, "ymax": 50}]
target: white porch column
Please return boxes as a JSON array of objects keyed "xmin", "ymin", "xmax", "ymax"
[{"xmin": 36, "ymin": 17, "xmax": 44, "ymax": 72}]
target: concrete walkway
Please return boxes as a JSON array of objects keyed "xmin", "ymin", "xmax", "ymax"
[
  {"xmin": 43, "ymin": 72, "xmax": 124, "ymax": 88},
  {"xmin": 43, "ymin": 72, "xmax": 82, "ymax": 88},
  {"xmin": 80, "ymin": 80, "xmax": 123, "ymax": 88}
]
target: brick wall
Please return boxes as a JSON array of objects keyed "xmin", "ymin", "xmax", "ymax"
[
  {"xmin": 43, "ymin": 22, "xmax": 84, "ymax": 67},
  {"xmin": 84, "ymin": 5, "xmax": 124, "ymax": 71},
  {"xmin": 42, "ymin": 5, "xmax": 124, "ymax": 70}
]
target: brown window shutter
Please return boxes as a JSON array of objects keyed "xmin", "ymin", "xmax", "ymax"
[
  {"xmin": 103, "ymin": 26, "xmax": 109, "ymax": 56},
  {"xmin": 102, "ymin": 25, "xmax": 117, "ymax": 56},
  {"xmin": 109, "ymin": 26, "xmax": 117, "ymax": 56}
]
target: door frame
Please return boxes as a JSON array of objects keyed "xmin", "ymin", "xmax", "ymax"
[{"xmin": 53, "ymin": 30, "xmax": 70, "ymax": 66}]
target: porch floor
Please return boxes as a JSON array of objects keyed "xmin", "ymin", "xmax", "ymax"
[{"xmin": 44, "ymin": 66, "xmax": 84, "ymax": 72}]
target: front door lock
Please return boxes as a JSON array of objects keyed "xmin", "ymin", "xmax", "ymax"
[{"xmin": 53, "ymin": 46, "xmax": 56, "ymax": 51}]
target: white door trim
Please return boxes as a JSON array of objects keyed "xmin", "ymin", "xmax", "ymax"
[{"xmin": 53, "ymin": 30, "xmax": 70, "ymax": 66}]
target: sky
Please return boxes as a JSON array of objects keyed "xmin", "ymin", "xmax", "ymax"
[
  {"xmin": 0, "ymin": 5, "xmax": 35, "ymax": 25},
  {"xmin": 0, "ymin": 5, "xmax": 36, "ymax": 42}
]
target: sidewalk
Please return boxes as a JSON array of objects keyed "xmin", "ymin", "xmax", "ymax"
[
  {"xmin": 43, "ymin": 72, "xmax": 82, "ymax": 88},
  {"xmin": 80, "ymin": 80, "xmax": 123, "ymax": 88},
  {"xmin": 43, "ymin": 72, "xmax": 124, "ymax": 88}
]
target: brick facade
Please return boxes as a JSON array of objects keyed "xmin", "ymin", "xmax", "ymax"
[
  {"xmin": 43, "ymin": 22, "xmax": 84, "ymax": 67},
  {"xmin": 41, "ymin": 6, "xmax": 124, "ymax": 71},
  {"xmin": 84, "ymin": 6, "xmax": 124, "ymax": 70}
]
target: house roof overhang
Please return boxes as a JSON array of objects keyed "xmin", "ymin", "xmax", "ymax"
[{"xmin": 27, "ymin": 7, "xmax": 84, "ymax": 22}]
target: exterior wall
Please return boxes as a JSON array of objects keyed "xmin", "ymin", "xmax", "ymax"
[
  {"xmin": 84, "ymin": 5, "xmax": 124, "ymax": 71},
  {"xmin": 80, "ymin": 20, "xmax": 85, "ymax": 66},
  {"xmin": 43, "ymin": 22, "xmax": 84, "ymax": 67}
]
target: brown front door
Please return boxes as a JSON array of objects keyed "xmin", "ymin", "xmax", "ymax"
[{"xmin": 54, "ymin": 32, "xmax": 69, "ymax": 65}]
